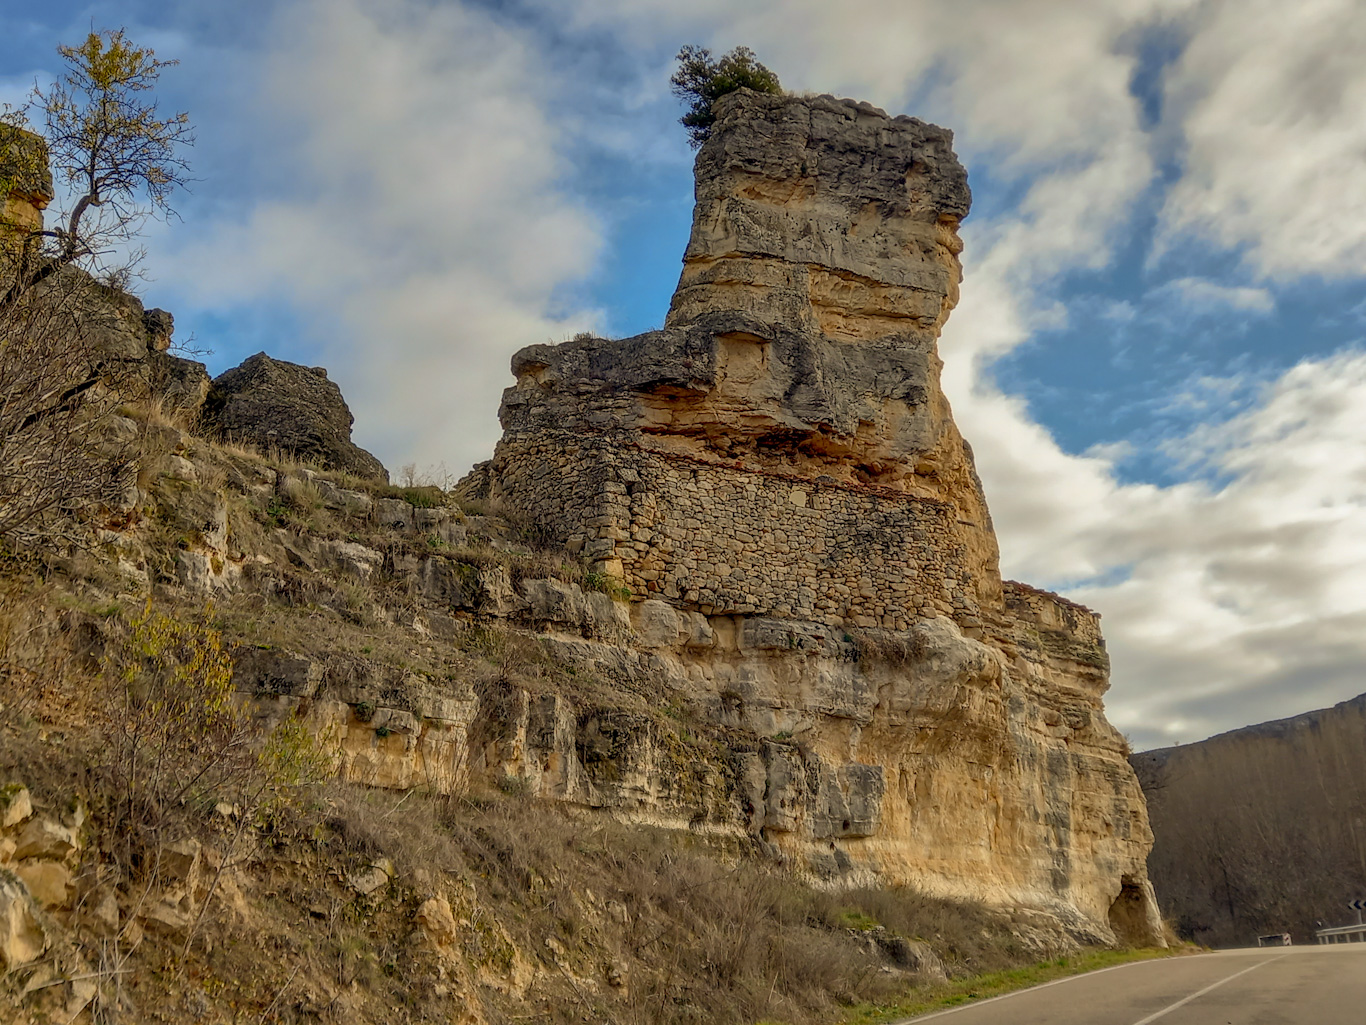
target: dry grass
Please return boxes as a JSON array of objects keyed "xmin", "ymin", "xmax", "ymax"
[
  {"xmin": 297, "ymin": 786, "xmax": 1087, "ymax": 1025},
  {"xmin": 0, "ymin": 577, "xmax": 1143, "ymax": 1025}
]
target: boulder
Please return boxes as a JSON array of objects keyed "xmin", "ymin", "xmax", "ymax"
[
  {"xmin": 232, "ymin": 649, "xmax": 324, "ymax": 698},
  {"xmin": 0, "ymin": 783, "xmax": 32, "ymax": 828},
  {"xmin": 142, "ymin": 308, "xmax": 175, "ymax": 352},
  {"xmin": 14, "ymin": 860, "xmax": 73, "ymax": 909},
  {"xmin": 415, "ymin": 895, "xmax": 459, "ymax": 952},
  {"xmin": 203, "ymin": 352, "xmax": 388, "ymax": 481},
  {"xmin": 14, "ymin": 818, "xmax": 79, "ymax": 861},
  {"xmin": 0, "ymin": 872, "xmax": 46, "ymax": 969},
  {"xmin": 0, "ymin": 126, "xmax": 53, "ymax": 233},
  {"xmin": 147, "ymin": 350, "xmax": 212, "ymax": 417},
  {"xmin": 348, "ymin": 857, "xmax": 396, "ymax": 896}
]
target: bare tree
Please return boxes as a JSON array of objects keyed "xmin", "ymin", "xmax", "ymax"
[
  {"xmin": 2, "ymin": 30, "xmax": 192, "ymax": 307},
  {"xmin": 0, "ymin": 271, "xmax": 137, "ymax": 543},
  {"xmin": 0, "ymin": 30, "xmax": 193, "ymax": 546}
]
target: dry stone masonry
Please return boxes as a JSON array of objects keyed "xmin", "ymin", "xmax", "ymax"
[{"xmin": 461, "ymin": 90, "xmax": 1163, "ymax": 944}]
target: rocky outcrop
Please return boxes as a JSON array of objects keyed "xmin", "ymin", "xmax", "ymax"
[
  {"xmin": 204, "ymin": 353, "xmax": 388, "ymax": 481},
  {"xmin": 1133, "ymin": 693, "xmax": 1366, "ymax": 946},
  {"xmin": 81, "ymin": 285, "xmax": 211, "ymax": 416},
  {"xmin": 460, "ymin": 90, "xmax": 1160, "ymax": 944},
  {"xmin": 468, "ymin": 91, "xmax": 998, "ymax": 625},
  {"xmin": 0, "ymin": 131, "xmax": 210, "ymax": 422},
  {"xmin": 0, "ymin": 127, "xmax": 53, "ymax": 235}
]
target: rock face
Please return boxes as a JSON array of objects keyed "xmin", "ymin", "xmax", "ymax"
[
  {"xmin": 205, "ymin": 353, "xmax": 388, "ymax": 481},
  {"xmin": 2, "ymin": 131, "xmax": 210, "ymax": 421},
  {"xmin": 82, "ymin": 286, "xmax": 211, "ymax": 415},
  {"xmin": 0, "ymin": 127, "xmax": 53, "ymax": 235},
  {"xmin": 1133, "ymin": 693, "xmax": 1366, "ymax": 946},
  {"xmin": 460, "ymin": 91, "xmax": 1161, "ymax": 943}
]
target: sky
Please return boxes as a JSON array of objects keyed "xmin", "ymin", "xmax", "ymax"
[{"xmin": 5, "ymin": 0, "xmax": 1366, "ymax": 750}]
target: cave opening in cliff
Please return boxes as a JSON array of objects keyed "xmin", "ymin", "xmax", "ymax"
[{"xmin": 1108, "ymin": 875, "xmax": 1153, "ymax": 946}]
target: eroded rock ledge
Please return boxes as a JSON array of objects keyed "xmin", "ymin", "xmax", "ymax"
[{"xmin": 459, "ymin": 90, "xmax": 1162, "ymax": 944}]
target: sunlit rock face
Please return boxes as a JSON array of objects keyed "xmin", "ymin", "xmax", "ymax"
[
  {"xmin": 0, "ymin": 127, "xmax": 53, "ymax": 235},
  {"xmin": 460, "ymin": 90, "xmax": 1161, "ymax": 945}
]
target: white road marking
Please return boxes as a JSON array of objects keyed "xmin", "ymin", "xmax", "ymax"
[
  {"xmin": 894, "ymin": 957, "xmax": 1167, "ymax": 1022},
  {"xmin": 1127, "ymin": 953, "xmax": 1290, "ymax": 1025}
]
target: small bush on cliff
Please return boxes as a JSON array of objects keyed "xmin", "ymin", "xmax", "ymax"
[
  {"xmin": 102, "ymin": 603, "xmax": 332, "ymax": 838},
  {"xmin": 671, "ymin": 44, "xmax": 782, "ymax": 147}
]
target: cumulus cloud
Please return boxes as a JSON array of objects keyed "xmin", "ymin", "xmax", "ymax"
[
  {"xmin": 1077, "ymin": 352, "xmax": 1366, "ymax": 746},
  {"xmin": 159, "ymin": 0, "xmax": 602, "ymax": 470},
  {"xmin": 1158, "ymin": 0, "xmax": 1366, "ymax": 278}
]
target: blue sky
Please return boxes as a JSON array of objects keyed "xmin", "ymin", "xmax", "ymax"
[{"xmin": 7, "ymin": 0, "xmax": 1366, "ymax": 749}]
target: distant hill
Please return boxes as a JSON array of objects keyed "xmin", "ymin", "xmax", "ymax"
[{"xmin": 1132, "ymin": 694, "xmax": 1366, "ymax": 946}]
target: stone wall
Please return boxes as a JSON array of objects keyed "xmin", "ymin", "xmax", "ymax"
[{"xmin": 486, "ymin": 436, "xmax": 984, "ymax": 629}]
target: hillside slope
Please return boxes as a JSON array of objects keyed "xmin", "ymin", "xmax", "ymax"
[
  {"xmin": 0, "ymin": 92, "xmax": 1168, "ymax": 1023},
  {"xmin": 1132, "ymin": 693, "xmax": 1366, "ymax": 946}
]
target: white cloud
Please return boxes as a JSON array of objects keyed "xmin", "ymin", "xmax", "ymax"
[
  {"xmin": 1158, "ymin": 0, "xmax": 1366, "ymax": 279},
  {"xmin": 159, "ymin": 0, "xmax": 602, "ymax": 470},
  {"xmin": 1151, "ymin": 277, "xmax": 1274, "ymax": 315},
  {"xmin": 1077, "ymin": 352, "xmax": 1366, "ymax": 745}
]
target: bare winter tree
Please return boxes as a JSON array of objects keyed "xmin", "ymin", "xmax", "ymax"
[
  {"xmin": 0, "ymin": 30, "xmax": 193, "ymax": 546},
  {"xmin": 2, "ymin": 30, "xmax": 193, "ymax": 306}
]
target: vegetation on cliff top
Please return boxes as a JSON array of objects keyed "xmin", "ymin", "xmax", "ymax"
[
  {"xmin": 671, "ymin": 45, "xmax": 782, "ymax": 147},
  {"xmin": 0, "ymin": 28, "xmax": 192, "ymax": 548}
]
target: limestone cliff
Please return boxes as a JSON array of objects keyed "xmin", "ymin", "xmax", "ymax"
[
  {"xmin": 460, "ymin": 91, "xmax": 1162, "ymax": 944},
  {"xmin": 0, "ymin": 94, "xmax": 1178, "ymax": 1025}
]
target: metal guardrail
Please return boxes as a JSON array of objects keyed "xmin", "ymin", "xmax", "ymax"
[{"xmin": 1315, "ymin": 924, "xmax": 1366, "ymax": 944}]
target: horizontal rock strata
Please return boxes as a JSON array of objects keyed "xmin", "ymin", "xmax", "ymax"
[{"xmin": 461, "ymin": 90, "xmax": 1161, "ymax": 944}]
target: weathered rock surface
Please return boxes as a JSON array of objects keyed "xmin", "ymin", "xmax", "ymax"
[
  {"xmin": 1133, "ymin": 692, "xmax": 1366, "ymax": 946},
  {"xmin": 470, "ymin": 91, "xmax": 998, "ymax": 623},
  {"xmin": 0, "ymin": 127, "xmax": 53, "ymax": 234},
  {"xmin": 204, "ymin": 353, "xmax": 388, "ymax": 480},
  {"xmin": 0, "ymin": 133, "xmax": 209, "ymax": 420},
  {"xmin": 459, "ymin": 90, "xmax": 1160, "ymax": 943}
]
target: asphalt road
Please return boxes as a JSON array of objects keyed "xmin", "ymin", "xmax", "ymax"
[{"xmin": 900, "ymin": 944, "xmax": 1366, "ymax": 1024}]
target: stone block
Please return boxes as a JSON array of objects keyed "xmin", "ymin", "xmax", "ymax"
[
  {"xmin": 375, "ymin": 498, "xmax": 414, "ymax": 530},
  {"xmin": 14, "ymin": 860, "xmax": 73, "ymax": 909},
  {"xmin": 232, "ymin": 649, "xmax": 322, "ymax": 698},
  {"xmin": 0, "ymin": 785, "xmax": 32, "ymax": 829},
  {"xmin": 634, "ymin": 600, "xmax": 683, "ymax": 649},
  {"xmin": 14, "ymin": 819, "xmax": 79, "ymax": 861},
  {"xmin": 0, "ymin": 873, "xmax": 46, "ymax": 969}
]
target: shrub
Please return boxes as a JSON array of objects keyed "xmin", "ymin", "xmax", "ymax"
[
  {"xmin": 671, "ymin": 44, "xmax": 782, "ymax": 148},
  {"xmin": 101, "ymin": 602, "xmax": 333, "ymax": 840},
  {"xmin": 583, "ymin": 570, "xmax": 632, "ymax": 601}
]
